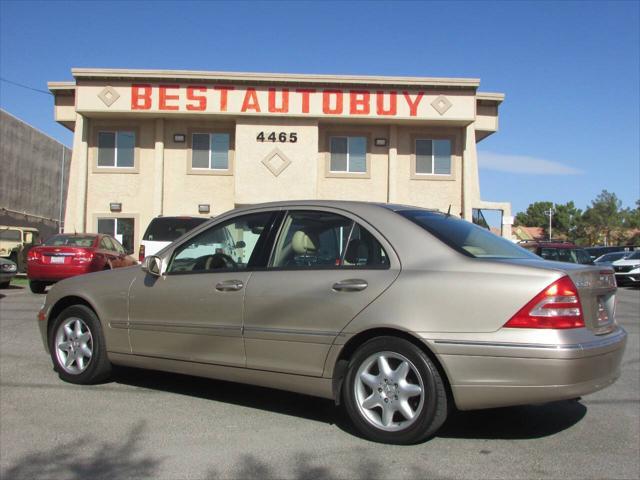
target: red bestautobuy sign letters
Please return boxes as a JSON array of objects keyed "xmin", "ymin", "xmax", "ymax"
[{"xmin": 79, "ymin": 83, "xmax": 471, "ymax": 119}]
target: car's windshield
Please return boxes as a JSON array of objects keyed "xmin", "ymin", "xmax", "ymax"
[
  {"xmin": 627, "ymin": 250, "xmax": 640, "ymax": 260},
  {"xmin": 597, "ymin": 252, "xmax": 628, "ymax": 262},
  {"xmin": 397, "ymin": 210, "xmax": 538, "ymax": 259},
  {"xmin": 44, "ymin": 235, "xmax": 96, "ymax": 247},
  {"xmin": 143, "ymin": 217, "xmax": 208, "ymax": 242}
]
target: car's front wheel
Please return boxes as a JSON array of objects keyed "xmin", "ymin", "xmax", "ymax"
[
  {"xmin": 342, "ymin": 336, "xmax": 448, "ymax": 444},
  {"xmin": 49, "ymin": 305, "xmax": 111, "ymax": 384}
]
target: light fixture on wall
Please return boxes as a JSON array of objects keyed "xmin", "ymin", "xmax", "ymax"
[
  {"xmin": 374, "ymin": 138, "xmax": 388, "ymax": 147},
  {"xmin": 174, "ymin": 133, "xmax": 186, "ymax": 143},
  {"xmin": 109, "ymin": 202, "xmax": 122, "ymax": 212},
  {"xmin": 198, "ymin": 204, "xmax": 210, "ymax": 214}
]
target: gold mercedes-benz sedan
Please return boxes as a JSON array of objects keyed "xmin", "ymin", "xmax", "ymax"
[{"xmin": 37, "ymin": 201, "xmax": 627, "ymax": 444}]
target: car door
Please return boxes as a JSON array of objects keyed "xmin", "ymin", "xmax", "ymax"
[
  {"xmin": 128, "ymin": 210, "xmax": 277, "ymax": 367},
  {"xmin": 242, "ymin": 208, "xmax": 400, "ymax": 377}
]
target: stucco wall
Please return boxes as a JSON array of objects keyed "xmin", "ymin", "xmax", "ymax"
[{"xmin": 0, "ymin": 109, "xmax": 71, "ymax": 239}]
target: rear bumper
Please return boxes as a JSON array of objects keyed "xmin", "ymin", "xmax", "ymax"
[
  {"xmin": 27, "ymin": 263, "xmax": 91, "ymax": 282},
  {"xmin": 427, "ymin": 327, "xmax": 627, "ymax": 410}
]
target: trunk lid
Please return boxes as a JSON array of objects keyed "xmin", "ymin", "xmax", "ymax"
[
  {"xmin": 494, "ymin": 258, "xmax": 617, "ymax": 334},
  {"xmin": 34, "ymin": 246, "xmax": 94, "ymax": 265}
]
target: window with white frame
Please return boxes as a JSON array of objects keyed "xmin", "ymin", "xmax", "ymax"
[
  {"xmin": 330, "ymin": 136, "xmax": 367, "ymax": 173},
  {"xmin": 97, "ymin": 131, "xmax": 135, "ymax": 168},
  {"xmin": 97, "ymin": 218, "xmax": 134, "ymax": 254},
  {"xmin": 415, "ymin": 139, "xmax": 452, "ymax": 175},
  {"xmin": 192, "ymin": 133, "xmax": 230, "ymax": 170}
]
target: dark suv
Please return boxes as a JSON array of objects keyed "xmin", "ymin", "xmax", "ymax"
[{"xmin": 519, "ymin": 241, "xmax": 593, "ymax": 265}]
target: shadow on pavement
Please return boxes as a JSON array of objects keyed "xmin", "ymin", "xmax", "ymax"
[
  {"xmin": 112, "ymin": 366, "xmax": 587, "ymax": 442},
  {"xmin": 1, "ymin": 421, "xmax": 161, "ymax": 480},
  {"xmin": 438, "ymin": 399, "xmax": 587, "ymax": 440},
  {"xmin": 113, "ymin": 366, "xmax": 338, "ymax": 425}
]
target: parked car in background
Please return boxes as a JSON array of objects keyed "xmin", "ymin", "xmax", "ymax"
[
  {"xmin": 519, "ymin": 241, "xmax": 593, "ymax": 264},
  {"xmin": 0, "ymin": 257, "xmax": 18, "ymax": 288},
  {"xmin": 27, "ymin": 233, "xmax": 137, "ymax": 294},
  {"xmin": 0, "ymin": 225, "xmax": 40, "ymax": 272},
  {"xmin": 585, "ymin": 245, "xmax": 636, "ymax": 261},
  {"xmin": 594, "ymin": 251, "xmax": 632, "ymax": 268},
  {"xmin": 139, "ymin": 216, "xmax": 209, "ymax": 262},
  {"xmin": 611, "ymin": 250, "xmax": 640, "ymax": 286},
  {"xmin": 37, "ymin": 201, "xmax": 626, "ymax": 444}
]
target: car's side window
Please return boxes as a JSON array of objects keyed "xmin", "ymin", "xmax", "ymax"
[
  {"xmin": 270, "ymin": 210, "xmax": 389, "ymax": 269},
  {"xmin": 168, "ymin": 212, "xmax": 275, "ymax": 274},
  {"xmin": 100, "ymin": 237, "xmax": 113, "ymax": 251},
  {"xmin": 540, "ymin": 248, "xmax": 559, "ymax": 261},
  {"xmin": 110, "ymin": 237, "xmax": 126, "ymax": 254},
  {"xmin": 343, "ymin": 223, "xmax": 390, "ymax": 268}
]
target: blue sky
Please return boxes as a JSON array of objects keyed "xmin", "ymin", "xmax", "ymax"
[{"xmin": 1, "ymin": 0, "xmax": 638, "ymax": 214}]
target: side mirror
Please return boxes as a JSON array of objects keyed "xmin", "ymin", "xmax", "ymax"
[
  {"xmin": 141, "ymin": 255, "xmax": 164, "ymax": 277},
  {"xmin": 235, "ymin": 240, "xmax": 246, "ymax": 249}
]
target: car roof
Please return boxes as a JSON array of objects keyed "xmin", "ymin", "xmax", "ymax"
[{"xmin": 222, "ymin": 200, "xmax": 442, "ymax": 216}]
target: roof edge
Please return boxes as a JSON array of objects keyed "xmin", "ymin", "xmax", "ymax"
[
  {"xmin": 70, "ymin": 68, "xmax": 481, "ymax": 88},
  {"xmin": 477, "ymin": 92, "xmax": 505, "ymax": 104},
  {"xmin": 48, "ymin": 81, "xmax": 76, "ymax": 92}
]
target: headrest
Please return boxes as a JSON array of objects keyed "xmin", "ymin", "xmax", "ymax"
[
  {"xmin": 345, "ymin": 239, "xmax": 369, "ymax": 264},
  {"xmin": 291, "ymin": 230, "xmax": 319, "ymax": 254}
]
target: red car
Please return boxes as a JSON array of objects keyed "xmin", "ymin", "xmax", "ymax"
[{"xmin": 27, "ymin": 233, "xmax": 137, "ymax": 293}]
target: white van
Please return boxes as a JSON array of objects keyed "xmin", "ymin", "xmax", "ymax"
[{"xmin": 139, "ymin": 216, "xmax": 208, "ymax": 262}]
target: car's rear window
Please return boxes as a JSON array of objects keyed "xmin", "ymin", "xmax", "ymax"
[
  {"xmin": 143, "ymin": 217, "xmax": 208, "ymax": 242},
  {"xmin": 397, "ymin": 210, "xmax": 537, "ymax": 259},
  {"xmin": 44, "ymin": 235, "xmax": 96, "ymax": 247}
]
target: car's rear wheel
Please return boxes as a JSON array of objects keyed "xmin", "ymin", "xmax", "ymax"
[
  {"xmin": 49, "ymin": 305, "xmax": 111, "ymax": 384},
  {"xmin": 29, "ymin": 280, "xmax": 46, "ymax": 294},
  {"xmin": 342, "ymin": 336, "xmax": 448, "ymax": 444},
  {"xmin": 0, "ymin": 281, "xmax": 9, "ymax": 289}
]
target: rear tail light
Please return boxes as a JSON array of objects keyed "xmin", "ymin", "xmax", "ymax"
[
  {"xmin": 27, "ymin": 248, "xmax": 42, "ymax": 262},
  {"xmin": 139, "ymin": 244, "xmax": 145, "ymax": 262},
  {"xmin": 72, "ymin": 250, "xmax": 95, "ymax": 264},
  {"xmin": 504, "ymin": 275, "xmax": 584, "ymax": 329}
]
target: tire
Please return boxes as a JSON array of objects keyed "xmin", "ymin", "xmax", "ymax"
[
  {"xmin": 29, "ymin": 280, "xmax": 46, "ymax": 294},
  {"xmin": 0, "ymin": 281, "xmax": 9, "ymax": 289},
  {"xmin": 48, "ymin": 305, "xmax": 112, "ymax": 384},
  {"xmin": 342, "ymin": 336, "xmax": 448, "ymax": 444}
]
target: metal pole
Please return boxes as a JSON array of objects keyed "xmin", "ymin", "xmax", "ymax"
[
  {"xmin": 544, "ymin": 208, "xmax": 554, "ymax": 240},
  {"xmin": 59, "ymin": 146, "xmax": 65, "ymax": 233}
]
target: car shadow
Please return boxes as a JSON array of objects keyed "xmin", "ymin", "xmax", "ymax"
[
  {"xmin": 112, "ymin": 366, "xmax": 587, "ymax": 442},
  {"xmin": 438, "ymin": 399, "xmax": 587, "ymax": 440}
]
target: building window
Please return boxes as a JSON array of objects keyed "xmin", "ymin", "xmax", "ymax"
[
  {"xmin": 330, "ymin": 136, "xmax": 367, "ymax": 173},
  {"xmin": 415, "ymin": 139, "xmax": 451, "ymax": 175},
  {"xmin": 97, "ymin": 218, "xmax": 134, "ymax": 254},
  {"xmin": 97, "ymin": 131, "xmax": 135, "ymax": 168},
  {"xmin": 192, "ymin": 133, "xmax": 230, "ymax": 170}
]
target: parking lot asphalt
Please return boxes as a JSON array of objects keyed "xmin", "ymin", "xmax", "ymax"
[{"xmin": 0, "ymin": 285, "xmax": 638, "ymax": 480}]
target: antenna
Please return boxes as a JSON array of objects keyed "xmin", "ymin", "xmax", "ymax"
[{"xmin": 446, "ymin": 204, "xmax": 452, "ymax": 216}]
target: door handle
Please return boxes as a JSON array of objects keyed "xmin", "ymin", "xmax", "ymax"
[
  {"xmin": 332, "ymin": 279, "xmax": 368, "ymax": 292},
  {"xmin": 215, "ymin": 280, "xmax": 244, "ymax": 292}
]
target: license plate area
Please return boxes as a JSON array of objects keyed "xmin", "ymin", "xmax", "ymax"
[
  {"xmin": 594, "ymin": 293, "xmax": 615, "ymax": 334},
  {"xmin": 50, "ymin": 256, "xmax": 66, "ymax": 264}
]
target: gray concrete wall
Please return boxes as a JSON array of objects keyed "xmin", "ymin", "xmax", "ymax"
[{"xmin": 0, "ymin": 109, "xmax": 71, "ymax": 240}]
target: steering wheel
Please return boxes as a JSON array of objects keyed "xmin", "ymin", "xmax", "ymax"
[{"xmin": 209, "ymin": 253, "xmax": 237, "ymax": 269}]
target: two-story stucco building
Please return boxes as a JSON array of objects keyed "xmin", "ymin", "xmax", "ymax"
[{"xmin": 48, "ymin": 68, "xmax": 511, "ymax": 255}]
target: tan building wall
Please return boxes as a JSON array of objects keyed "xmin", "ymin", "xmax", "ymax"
[{"xmin": 49, "ymin": 69, "xmax": 512, "ymax": 255}]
